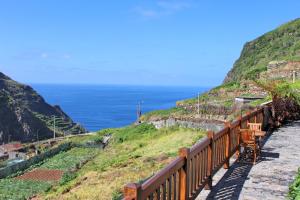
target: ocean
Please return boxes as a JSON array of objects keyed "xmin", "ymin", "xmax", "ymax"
[{"xmin": 31, "ymin": 84, "xmax": 210, "ymax": 132}]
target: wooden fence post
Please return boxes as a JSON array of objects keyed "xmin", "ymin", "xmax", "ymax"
[
  {"xmin": 123, "ymin": 183, "xmax": 142, "ymax": 200},
  {"xmin": 179, "ymin": 147, "xmax": 190, "ymax": 200},
  {"xmin": 205, "ymin": 131, "xmax": 214, "ymax": 190},
  {"xmin": 246, "ymin": 111, "xmax": 251, "ymax": 125},
  {"xmin": 223, "ymin": 122, "xmax": 231, "ymax": 169},
  {"xmin": 236, "ymin": 116, "xmax": 242, "ymax": 157}
]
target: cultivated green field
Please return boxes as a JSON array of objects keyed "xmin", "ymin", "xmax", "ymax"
[
  {"xmin": 0, "ymin": 179, "xmax": 51, "ymax": 200},
  {"xmin": 0, "ymin": 139, "xmax": 102, "ymax": 200},
  {"xmin": 38, "ymin": 147, "xmax": 100, "ymax": 171}
]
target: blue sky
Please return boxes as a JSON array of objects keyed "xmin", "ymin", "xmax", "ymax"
[{"xmin": 0, "ymin": 0, "xmax": 299, "ymax": 87}]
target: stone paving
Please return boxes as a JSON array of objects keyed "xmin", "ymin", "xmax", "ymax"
[{"xmin": 197, "ymin": 120, "xmax": 300, "ymax": 200}]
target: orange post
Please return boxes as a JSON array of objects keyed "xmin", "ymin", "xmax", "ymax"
[
  {"xmin": 223, "ymin": 122, "xmax": 231, "ymax": 169},
  {"xmin": 205, "ymin": 131, "xmax": 214, "ymax": 190},
  {"xmin": 123, "ymin": 183, "xmax": 142, "ymax": 200},
  {"xmin": 179, "ymin": 147, "xmax": 190, "ymax": 200},
  {"xmin": 236, "ymin": 116, "xmax": 242, "ymax": 157}
]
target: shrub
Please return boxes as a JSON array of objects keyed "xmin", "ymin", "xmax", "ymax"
[
  {"xmin": 60, "ymin": 171, "xmax": 77, "ymax": 186},
  {"xmin": 289, "ymin": 168, "xmax": 300, "ymax": 199}
]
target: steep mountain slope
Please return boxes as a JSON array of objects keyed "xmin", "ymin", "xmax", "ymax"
[
  {"xmin": 142, "ymin": 18, "xmax": 300, "ymax": 126},
  {"xmin": 0, "ymin": 72, "xmax": 86, "ymax": 143},
  {"xmin": 224, "ymin": 18, "xmax": 300, "ymax": 83}
]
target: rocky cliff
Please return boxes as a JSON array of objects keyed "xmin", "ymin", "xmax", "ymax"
[{"xmin": 0, "ymin": 72, "xmax": 86, "ymax": 143}]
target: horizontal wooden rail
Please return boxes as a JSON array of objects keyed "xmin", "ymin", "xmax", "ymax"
[{"xmin": 123, "ymin": 105, "xmax": 270, "ymax": 200}]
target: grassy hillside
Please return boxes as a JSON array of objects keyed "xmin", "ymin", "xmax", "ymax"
[
  {"xmin": 224, "ymin": 18, "xmax": 300, "ymax": 83},
  {"xmin": 0, "ymin": 125, "xmax": 205, "ymax": 200},
  {"xmin": 39, "ymin": 124, "xmax": 205, "ymax": 200}
]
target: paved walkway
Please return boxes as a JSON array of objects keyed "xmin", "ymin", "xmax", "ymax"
[{"xmin": 197, "ymin": 120, "xmax": 300, "ymax": 200}]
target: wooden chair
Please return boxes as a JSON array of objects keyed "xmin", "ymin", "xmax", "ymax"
[
  {"xmin": 239, "ymin": 129, "xmax": 259, "ymax": 164},
  {"xmin": 247, "ymin": 122, "xmax": 262, "ymax": 131},
  {"xmin": 248, "ymin": 122, "xmax": 265, "ymax": 148}
]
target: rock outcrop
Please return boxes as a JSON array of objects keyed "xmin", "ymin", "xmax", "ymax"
[{"xmin": 0, "ymin": 72, "xmax": 86, "ymax": 143}]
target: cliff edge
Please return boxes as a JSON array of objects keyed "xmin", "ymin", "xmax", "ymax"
[{"xmin": 0, "ymin": 72, "xmax": 86, "ymax": 143}]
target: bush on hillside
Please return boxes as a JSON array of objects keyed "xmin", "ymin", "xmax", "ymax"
[{"xmin": 253, "ymin": 80, "xmax": 300, "ymax": 126}]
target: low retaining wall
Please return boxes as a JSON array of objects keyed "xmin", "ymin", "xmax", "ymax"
[
  {"xmin": 148, "ymin": 118, "xmax": 224, "ymax": 132},
  {"xmin": 0, "ymin": 142, "xmax": 72, "ymax": 179}
]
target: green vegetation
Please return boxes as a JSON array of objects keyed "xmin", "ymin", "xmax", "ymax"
[
  {"xmin": 42, "ymin": 124, "xmax": 205, "ymax": 200},
  {"xmin": 255, "ymin": 79, "xmax": 300, "ymax": 104},
  {"xmin": 0, "ymin": 179, "xmax": 51, "ymax": 200},
  {"xmin": 212, "ymin": 81, "xmax": 241, "ymax": 92},
  {"xmin": 63, "ymin": 134, "xmax": 102, "ymax": 145},
  {"xmin": 33, "ymin": 112, "xmax": 82, "ymax": 136},
  {"xmin": 289, "ymin": 168, "xmax": 300, "ymax": 200},
  {"xmin": 0, "ymin": 140, "xmax": 102, "ymax": 200},
  {"xmin": 249, "ymin": 96, "xmax": 272, "ymax": 107},
  {"xmin": 38, "ymin": 147, "xmax": 101, "ymax": 171},
  {"xmin": 225, "ymin": 18, "xmax": 300, "ymax": 83},
  {"xmin": 178, "ymin": 82, "xmax": 241, "ymax": 105},
  {"xmin": 0, "ymin": 124, "xmax": 204, "ymax": 200},
  {"xmin": 291, "ymin": 80, "xmax": 300, "ymax": 89},
  {"xmin": 140, "ymin": 107, "xmax": 188, "ymax": 121}
]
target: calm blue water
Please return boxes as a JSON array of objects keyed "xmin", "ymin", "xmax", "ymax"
[{"xmin": 31, "ymin": 84, "xmax": 209, "ymax": 132}]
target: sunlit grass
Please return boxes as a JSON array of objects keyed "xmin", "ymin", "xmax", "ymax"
[{"xmin": 42, "ymin": 124, "xmax": 206, "ymax": 200}]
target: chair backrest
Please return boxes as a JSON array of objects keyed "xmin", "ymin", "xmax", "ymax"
[
  {"xmin": 248, "ymin": 123, "xmax": 262, "ymax": 131},
  {"xmin": 240, "ymin": 129, "xmax": 255, "ymax": 143}
]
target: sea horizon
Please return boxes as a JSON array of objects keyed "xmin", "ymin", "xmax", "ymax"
[{"xmin": 31, "ymin": 84, "xmax": 211, "ymax": 132}]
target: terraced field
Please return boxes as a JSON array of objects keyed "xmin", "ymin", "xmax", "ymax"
[
  {"xmin": 38, "ymin": 147, "xmax": 100, "ymax": 171},
  {"xmin": 0, "ymin": 140, "xmax": 102, "ymax": 200}
]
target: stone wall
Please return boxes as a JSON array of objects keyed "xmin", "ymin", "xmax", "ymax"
[
  {"xmin": 261, "ymin": 61, "xmax": 300, "ymax": 80},
  {"xmin": 148, "ymin": 118, "xmax": 224, "ymax": 132},
  {"xmin": 177, "ymin": 103, "xmax": 233, "ymax": 116}
]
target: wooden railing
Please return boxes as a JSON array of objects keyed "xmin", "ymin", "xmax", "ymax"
[{"xmin": 123, "ymin": 105, "xmax": 268, "ymax": 200}]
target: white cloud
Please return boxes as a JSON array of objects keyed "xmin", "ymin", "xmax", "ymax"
[{"xmin": 134, "ymin": 0, "xmax": 192, "ymax": 19}]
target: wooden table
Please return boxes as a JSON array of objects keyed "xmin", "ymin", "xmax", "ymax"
[{"xmin": 254, "ymin": 131, "xmax": 266, "ymax": 137}]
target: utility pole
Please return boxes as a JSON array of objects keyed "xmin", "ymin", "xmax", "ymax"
[
  {"xmin": 53, "ymin": 116, "xmax": 56, "ymax": 139},
  {"xmin": 293, "ymin": 70, "xmax": 296, "ymax": 83},
  {"xmin": 197, "ymin": 92, "xmax": 200, "ymax": 115},
  {"xmin": 136, "ymin": 101, "xmax": 142, "ymax": 123}
]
